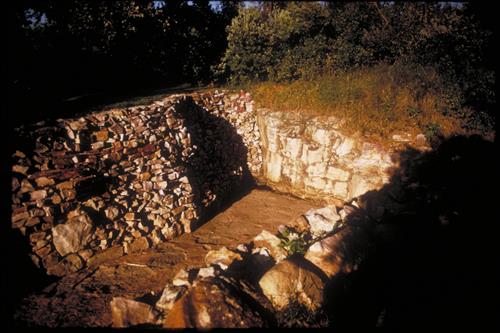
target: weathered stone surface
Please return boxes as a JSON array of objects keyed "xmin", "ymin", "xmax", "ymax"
[
  {"xmin": 127, "ymin": 237, "xmax": 150, "ymax": 254},
  {"xmin": 164, "ymin": 279, "xmax": 267, "ymax": 328},
  {"xmin": 205, "ymin": 246, "xmax": 242, "ymax": 270},
  {"xmin": 289, "ymin": 215, "xmax": 310, "ymax": 233},
  {"xmin": 350, "ymin": 174, "xmax": 377, "ymax": 198},
  {"xmin": 13, "ymin": 165, "xmax": 29, "ymax": 175},
  {"xmin": 256, "ymin": 109, "xmax": 398, "ymax": 202},
  {"xmin": 326, "ymin": 166, "xmax": 350, "ymax": 181},
  {"xmin": 304, "ymin": 228, "xmax": 353, "ymax": 278},
  {"xmin": 47, "ymin": 253, "xmax": 84, "ymax": 276},
  {"xmin": 252, "ymin": 230, "xmax": 287, "ymax": 263},
  {"xmin": 35, "ymin": 177, "xmax": 55, "ymax": 187},
  {"xmin": 30, "ymin": 190, "xmax": 47, "ymax": 201},
  {"xmin": 110, "ymin": 297, "xmax": 160, "ymax": 328},
  {"xmin": 258, "ymin": 258, "xmax": 325, "ymax": 311},
  {"xmin": 155, "ymin": 285, "xmax": 187, "ymax": 312},
  {"xmin": 87, "ymin": 246, "xmax": 124, "ymax": 267},
  {"xmin": 52, "ymin": 215, "xmax": 93, "ymax": 256},
  {"xmin": 304, "ymin": 205, "xmax": 341, "ymax": 238}
]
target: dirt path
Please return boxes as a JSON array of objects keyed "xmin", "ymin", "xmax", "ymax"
[{"xmin": 14, "ymin": 189, "xmax": 319, "ymax": 328}]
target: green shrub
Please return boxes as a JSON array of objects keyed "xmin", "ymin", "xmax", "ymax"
[{"xmin": 277, "ymin": 227, "xmax": 309, "ymax": 256}]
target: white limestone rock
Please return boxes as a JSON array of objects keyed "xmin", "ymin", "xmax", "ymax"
[
  {"xmin": 304, "ymin": 205, "xmax": 341, "ymax": 238},
  {"xmin": 52, "ymin": 214, "xmax": 94, "ymax": 256}
]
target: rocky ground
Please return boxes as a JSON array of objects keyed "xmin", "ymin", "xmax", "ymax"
[{"xmin": 11, "ymin": 188, "xmax": 318, "ymax": 328}]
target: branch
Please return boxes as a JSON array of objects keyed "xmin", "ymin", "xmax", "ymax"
[{"xmin": 372, "ymin": 2, "xmax": 389, "ymax": 26}]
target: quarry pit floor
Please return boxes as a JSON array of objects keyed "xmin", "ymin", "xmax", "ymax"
[{"xmin": 13, "ymin": 188, "xmax": 319, "ymax": 327}]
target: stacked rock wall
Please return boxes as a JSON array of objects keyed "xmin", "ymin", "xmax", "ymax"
[
  {"xmin": 11, "ymin": 88, "xmax": 419, "ymax": 277},
  {"xmin": 11, "ymin": 92, "xmax": 261, "ymax": 276},
  {"xmin": 256, "ymin": 109, "xmax": 397, "ymax": 202}
]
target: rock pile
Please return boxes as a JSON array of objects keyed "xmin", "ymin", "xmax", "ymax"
[
  {"xmin": 11, "ymin": 91, "xmax": 262, "ymax": 276},
  {"xmin": 109, "ymin": 202, "xmax": 372, "ymax": 328}
]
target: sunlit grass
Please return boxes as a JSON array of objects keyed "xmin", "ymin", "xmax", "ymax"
[{"xmin": 238, "ymin": 63, "xmax": 493, "ymax": 144}]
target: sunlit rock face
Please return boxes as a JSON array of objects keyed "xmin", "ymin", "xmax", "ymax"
[{"xmin": 256, "ymin": 109, "xmax": 396, "ymax": 202}]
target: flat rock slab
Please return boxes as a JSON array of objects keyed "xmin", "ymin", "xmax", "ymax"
[{"xmin": 14, "ymin": 189, "xmax": 319, "ymax": 327}]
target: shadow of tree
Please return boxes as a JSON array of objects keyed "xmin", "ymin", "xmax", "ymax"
[{"xmin": 323, "ymin": 135, "xmax": 497, "ymax": 330}]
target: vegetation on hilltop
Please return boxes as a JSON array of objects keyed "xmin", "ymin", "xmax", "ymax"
[
  {"xmin": 219, "ymin": 2, "xmax": 495, "ymax": 141},
  {"xmin": 8, "ymin": 1, "xmax": 495, "ymax": 140}
]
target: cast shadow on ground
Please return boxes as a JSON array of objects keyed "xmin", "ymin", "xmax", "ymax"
[
  {"xmin": 322, "ymin": 135, "xmax": 497, "ymax": 330},
  {"xmin": 174, "ymin": 96, "xmax": 259, "ymax": 232}
]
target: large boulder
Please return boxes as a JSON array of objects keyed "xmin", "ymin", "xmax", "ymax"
[
  {"xmin": 52, "ymin": 214, "xmax": 94, "ymax": 256},
  {"xmin": 258, "ymin": 257, "xmax": 326, "ymax": 311},
  {"xmin": 163, "ymin": 278, "xmax": 267, "ymax": 328}
]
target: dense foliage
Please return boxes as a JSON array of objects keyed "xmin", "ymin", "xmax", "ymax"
[
  {"xmin": 220, "ymin": 2, "xmax": 494, "ymax": 122},
  {"xmin": 8, "ymin": 0, "xmax": 239, "ymax": 124},
  {"xmin": 8, "ymin": 1, "xmax": 494, "ymax": 133}
]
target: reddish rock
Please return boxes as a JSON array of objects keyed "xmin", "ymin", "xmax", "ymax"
[
  {"xmin": 25, "ymin": 217, "xmax": 41, "ymax": 227},
  {"xmin": 164, "ymin": 279, "xmax": 266, "ymax": 328},
  {"xmin": 35, "ymin": 176, "xmax": 55, "ymax": 187},
  {"xmin": 111, "ymin": 297, "xmax": 160, "ymax": 328},
  {"xmin": 52, "ymin": 215, "xmax": 93, "ymax": 256},
  {"xmin": 95, "ymin": 130, "xmax": 109, "ymax": 141},
  {"xmin": 34, "ymin": 245, "xmax": 52, "ymax": 258},
  {"xmin": 13, "ymin": 165, "xmax": 29, "ymax": 175},
  {"xmin": 205, "ymin": 247, "xmax": 242, "ymax": 270},
  {"xmin": 87, "ymin": 246, "xmax": 124, "ymax": 267},
  {"xmin": 30, "ymin": 190, "xmax": 47, "ymax": 201},
  {"xmin": 127, "ymin": 237, "xmax": 150, "ymax": 253},
  {"xmin": 56, "ymin": 181, "xmax": 74, "ymax": 190},
  {"xmin": 259, "ymin": 258, "xmax": 326, "ymax": 311},
  {"xmin": 12, "ymin": 177, "xmax": 20, "ymax": 191}
]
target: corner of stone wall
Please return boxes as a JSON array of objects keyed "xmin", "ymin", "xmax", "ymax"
[{"xmin": 11, "ymin": 90, "xmax": 263, "ymax": 276}]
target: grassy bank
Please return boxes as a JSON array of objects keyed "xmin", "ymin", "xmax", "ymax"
[{"xmin": 242, "ymin": 63, "xmax": 494, "ymax": 143}]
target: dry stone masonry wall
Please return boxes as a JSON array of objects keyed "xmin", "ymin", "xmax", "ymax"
[
  {"xmin": 11, "ymin": 91, "xmax": 261, "ymax": 276},
  {"xmin": 11, "ymin": 89, "xmax": 424, "ymax": 278},
  {"xmin": 257, "ymin": 109, "xmax": 399, "ymax": 202}
]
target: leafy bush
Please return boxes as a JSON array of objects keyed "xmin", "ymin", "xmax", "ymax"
[{"xmin": 277, "ymin": 226, "xmax": 310, "ymax": 256}]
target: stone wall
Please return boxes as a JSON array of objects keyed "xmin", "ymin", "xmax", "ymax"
[
  {"xmin": 256, "ymin": 109, "xmax": 398, "ymax": 203},
  {"xmin": 10, "ymin": 88, "xmax": 426, "ymax": 277},
  {"xmin": 11, "ymin": 91, "xmax": 261, "ymax": 276}
]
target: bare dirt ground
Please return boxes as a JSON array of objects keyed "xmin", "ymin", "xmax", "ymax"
[{"xmin": 13, "ymin": 188, "xmax": 319, "ymax": 328}]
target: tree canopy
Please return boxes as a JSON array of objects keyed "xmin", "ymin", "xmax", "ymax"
[{"xmin": 8, "ymin": 1, "xmax": 494, "ymax": 125}]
